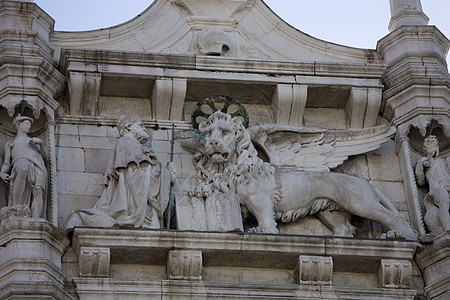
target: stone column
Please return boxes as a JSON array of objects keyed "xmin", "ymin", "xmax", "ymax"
[
  {"xmin": 0, "ymin": 218, "xmax": 70, "ymax": 299},
  {"xmin": 389, "ymin": 0, "xmax": 429, "ymax": 31},
  {"xmin": 47, "ymin": 120, "xmax": 58, "ymax": 227},
  {"xmin": 415, "ymin": 232, "xmax": 450, "ymax": 300}
]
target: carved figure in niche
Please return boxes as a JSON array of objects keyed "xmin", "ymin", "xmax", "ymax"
[
  {"xmin": 180, "ymin": 96, "xmax": 416, "ymax": 239},
  {"xmin": 415, "ymin": 135, "xmax": 450, "ymax": 234},
  {"xmin": 62, "ymin": 116, "xmax": 172, "ymax": 230},
  {"xmin": 0, "ymin": 115, "xmax": 47, "ymax": 218}
]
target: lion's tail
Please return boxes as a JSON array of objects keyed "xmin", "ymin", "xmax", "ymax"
[{"xmin": 374, "ymin": 187, "xmax": 399, "ymax": 213}]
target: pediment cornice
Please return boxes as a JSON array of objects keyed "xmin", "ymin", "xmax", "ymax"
[{"xmin": 51, "ymin": 0, "xmax": 381, "ymax": 64}]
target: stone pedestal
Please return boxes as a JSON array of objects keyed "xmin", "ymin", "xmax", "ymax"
[
  {"xmin": 415, "ymin": 232, "xmax": 450, "ymax": 300},
  {"xmin": 0, "ymin": 215, "xmax": 71, "ymax": 300},
  {"xmin": 69, "ymin": 228, "xmax": 418, "ymax": 299}
]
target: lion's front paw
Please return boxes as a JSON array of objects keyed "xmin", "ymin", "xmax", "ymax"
[
  {"xmin": 381, "ymin": 230, "xmax": 405, "ymax": 240},
  {"xmin": 186, "ymin": 183, "xmax": 211, "ymax": 199},
  {"xmin": 248, "ymin": 226, "xmax": 279, "ymax": 234},
  {"xmin": 381, "ymin": 229, "xmax": 417, "ymax": 240}
]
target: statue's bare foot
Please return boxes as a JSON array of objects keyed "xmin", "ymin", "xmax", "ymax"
[{"xmin": 248, "ymin": 226, "xmax": 278, "ymax": 234}]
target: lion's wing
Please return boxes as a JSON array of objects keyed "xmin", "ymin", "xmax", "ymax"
[{"xmin": 248, "ymin": 124, "xmax": 396, "ymax": 171}]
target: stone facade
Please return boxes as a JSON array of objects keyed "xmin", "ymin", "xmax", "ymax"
[{"xmin": 0, "ymin": 0, "xmax": 449, "ymax": 299}]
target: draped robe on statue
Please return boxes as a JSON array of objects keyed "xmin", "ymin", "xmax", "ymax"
[{"xmin": 62, "ymin": 136, "xmax": 169, "ymax": 229}]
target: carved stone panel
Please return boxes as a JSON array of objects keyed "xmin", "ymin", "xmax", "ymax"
[
  {"xmin": 167, "ymin": 250, "xmax": 202, "ymax": 280},
  {"xmin": 297, "ymin": 255, "xmax": 333, "ymax": 286},
  {"xmin": 205, "ymin": 191, "xmax": 243, "ymax": 232},
  {"xmin": 176, "ymin": 194, "xmax": 207, "ymax": 231},
  {"xmin": 78, "ymin": 247, "xmax": 110, "ymax": 277},
  {"xmin": 378, "ymin": 259, "xmax": 412, "ymax": 289}
]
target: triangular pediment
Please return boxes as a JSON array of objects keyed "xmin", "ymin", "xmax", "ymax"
[{"xmin": 51, "ymin": 0, "xmax": 381, "ymax": 64}]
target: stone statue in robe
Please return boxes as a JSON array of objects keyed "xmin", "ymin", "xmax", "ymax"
[
  {"xmin": 62, "ymin": 116, "xmax": 172, "ymax": 230},
  {"xmin": 0, "ymin": 115, "xmax": 47, "ymax": 218}
]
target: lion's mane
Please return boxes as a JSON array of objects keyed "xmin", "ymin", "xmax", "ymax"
[{"xmin": 193, "ymin": 112, "xmax": 275, "ymax": 194}]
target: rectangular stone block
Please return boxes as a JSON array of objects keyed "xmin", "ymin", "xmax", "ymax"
[
  {"xmin": 58, "ymin": 194, "xmax": 99, "ymax": 223},
  {"xmin": 297, "ymin": 255, "xmax": 333, "ymax": 286},
  {"xmin": 167, "ymin": 250, "xmax": 202, "ymax": 280},
  {"xmin": 56, "ymin": 135, "xmax": 82, "ymax": 148},
  {"xmin": 57, "ymin": 171, "xmax": 104, "ymax": 196},
  {"xmin": 56, "ymin": 124, "xmax": 78, "ymax": 135},
  {"xmin": 152, "ymin": 129, "xmax": 169, "ymax": 141},
  {"xmin": 367, "ymin": 141, "xmax": 403, "ymax": 181},
  {"xmin": 79, "ymin": 247, "xmax": 110, "ymax": 277},
  {"xmin": 79, "ymin": 136, "xmax": 116, "ymax": 150},
  {"xmin": 378, "ymin": 259, "xmax": 412, "ymax": 289},
  {"xmin": 57, "ymin": 147, "xmax": 85, "ymax": 172},
  {"xmin": 369, "ymin": 181, "xmax": 407, "ymax": 204},
  {"xmin": 84, "ymin": 148, "xmax": 112, "ymax": 173}
]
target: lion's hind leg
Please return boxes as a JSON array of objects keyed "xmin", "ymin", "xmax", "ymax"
[
  {"xmin": 317, "ymin": 207, "xmax": 356, "ymax": 237},
  {"xmin": 341, "ymin": 183, "xmax": 416, "ymax": 240}
]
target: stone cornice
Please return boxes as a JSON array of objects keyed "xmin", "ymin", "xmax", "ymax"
[
  {"xmin": 59, "ymin": 48, "xmax": 386, "ymax": 80},
  {"xmin": 73, "ymin": 227, "xmax": 418, "ymax": 266},
  {"xmin": 51, "ymin": 0, "xmax": 381, "ymax": 64},
  {"xmin": 56, "ymin": 115, "xmax": 191, "ymax": 130},
  {"xmin": 377, "ymin": 25, "xmax": 450, "ymax": 68}
]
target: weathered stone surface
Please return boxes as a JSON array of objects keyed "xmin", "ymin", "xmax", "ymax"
[
  {"xmin": 179, "ymin": 109, "xmax": 415, "ymax": 240},
  {"xmin": 367, "ymin": 141, "xmax": 403, "ymax": 181},
  {"xmin": 0, "ymin": 218, "xmax": 71, "ymax": 299},
  {"xmin": 167, "ymin": 250, "xmax": 202, "ymax": 280},
  {"xmin": 297, "ymin": 255, "xmax": 333, "ymax": 285},
  {"xmin": 378, "ymin": 259, "xmax": 413, "ymax": 289},
  {"xmin": 1, "ymin": 0, "xmax": 449, "ymax": 298},
  {"xmin": 61, "ymin": 116, "xmax": 172, "ymax": 231},
  {"xmin": 66, "ymin": 228, "xmax": 419, "ymax": 299},
  {"xmin": 416, "ymin": 232, "xmax": 450, "ymax": 300},
  {"xmin": 57, "ymin": 147, "xmax": 85, "ymax": 172},
  {"xmin": 0, "ymin": 116, "xmax": 48, "ymax": 218},
  {"xmin": 79, "ymin": 247, "xmax": 110, "ymax": 277}
]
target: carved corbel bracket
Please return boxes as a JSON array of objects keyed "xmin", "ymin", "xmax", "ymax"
[
  {"xmin": 68, "ymin": 71, "xmax": 102, "ymax": 116},
  {"xmin": 167, "ymin": 250, "xmax": 203, "ymax": 280},
  {"xmin": 272, "ymin": 84, "xmax": 307, "ymax": 126},
  {"xmin": 378, "ymin": 259, "xmax": 412, "ymax": 289},
  {"xmin": 296, "ymin": 255, "xmax": 333, "ymax": 286},
  {"xmin": 346, "ymin": 87, "xmax": 382, "ymax": 128},
  {"xmin": 78, "ymin": 246, "xmax": 110, "ymax": 277},
  {"xmin": 151, "ymin": 77, "xmax": 187, "ymax": 121}
]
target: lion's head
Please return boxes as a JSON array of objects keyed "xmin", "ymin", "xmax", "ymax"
[{"xmin": 193, "ymin": 111, "xmax": 259, "ymax": 184}]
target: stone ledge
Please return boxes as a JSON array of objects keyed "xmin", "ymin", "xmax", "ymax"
[
  {"xmin": 0, "ymin": 281, "xmax": 73, "ymax": 300},
  {"xmin": 72, "ymin": 227, "xmax": 417, "ymax": 270},
  {"xmin": 60, "ymin": 49, "xmax": 386, "ymax": 78},
  {"xmin": 72, "ymin": 277, "xmax": 417, "ymax": 300}
]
